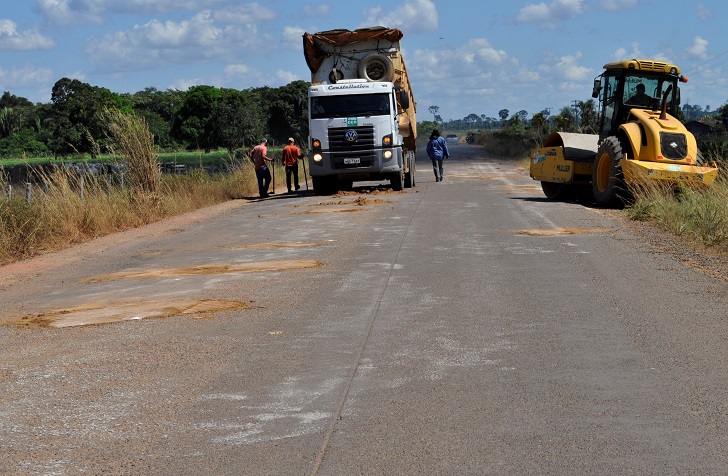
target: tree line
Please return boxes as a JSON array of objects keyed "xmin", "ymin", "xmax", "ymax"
[
  {"xmin": 427, "ymin": 99, "xmax": 728, "ymax": 140},
  {"xmin": 0, "ymin": 78, "xmax": 310, "ymax": 159}
]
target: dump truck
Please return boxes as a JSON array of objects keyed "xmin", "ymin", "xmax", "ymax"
[
  {"xmin": 302, "ymin": 26, "xmax": 417, "ymax": 194},
  {"xmin": 530, "ymin": 59, "xmax": 719, "ymax": 206}
]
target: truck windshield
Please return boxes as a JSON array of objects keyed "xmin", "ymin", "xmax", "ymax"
[{"xmin": 310, "ymin": 93, "xmax": 391, "ymax": 119}]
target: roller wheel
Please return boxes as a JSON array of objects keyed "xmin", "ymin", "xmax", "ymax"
[{"xmin": 541, "ymin": 181, "xmax": 567, "ymax": 199}]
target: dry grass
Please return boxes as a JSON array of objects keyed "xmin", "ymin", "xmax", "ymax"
[
  {"xmin": 627, "ymin": 178, "xmax": 728, "ymax": 249},
  {"xmin": 0, "ymin": 111, "xmax": 267, "ymax": 265}
]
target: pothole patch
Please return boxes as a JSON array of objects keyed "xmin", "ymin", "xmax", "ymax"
[
  {"xmin": 298, "ymin": 207, "xmax": 363, "ymax": 214},
  {"xmin": 85, "ymin": 259, "xmax": 324, "ymax": 283},
  {"xmin": 515, "ymin": 227, "xmax": 612, "ymax": 236},
  {"xmin": 223, "ymin": 242, "xmax": 321, "ymax": 250},
  {"xmin": 6, "ymin": 299, "xmax": 252, "ymax": 328}
]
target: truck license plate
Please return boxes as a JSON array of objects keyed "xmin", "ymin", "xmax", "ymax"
[{"xmin": 343, "ymin": 158, "xmax": 360, "ymax": 165}]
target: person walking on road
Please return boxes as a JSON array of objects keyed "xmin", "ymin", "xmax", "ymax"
[
  {"xmin": 426, "ymin": 129, "xmax": 450, "ymax": 182},
  {"xmin": 250, "ymin": 138, "xmax": 274, "ymax": 198},
  {"xmin": 281, "ymin": 137, "xmax": 303, "ymax": 193}
]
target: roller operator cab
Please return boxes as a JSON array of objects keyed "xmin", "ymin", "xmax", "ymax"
[
  {"xmin": 302, "ymin": 27, "xmax": 417, "ymax": 195},
  {"xmin": 530, "ymin": 59, "xmax": 719, "ymax": 206}
]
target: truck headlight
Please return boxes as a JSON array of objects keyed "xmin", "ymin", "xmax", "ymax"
[
  {"xmin": 313, "ymin": 153, "xmax": 323, "ymax": 162},
  {"xmin": 383, "ymin": 150, "xmax": 393, "ymax": 159}
]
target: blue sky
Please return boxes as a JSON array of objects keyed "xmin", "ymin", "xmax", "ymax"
[{"xmin": 1, "ymin": 0, "xmax": 727, "ymax": 122}]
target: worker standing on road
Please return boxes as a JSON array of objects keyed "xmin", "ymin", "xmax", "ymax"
[
  {"xmin": 426, "ymin": 129, "xmax": 450, "ymax": 182},
  {"xmin": 250, "ymin": 138, "xmax": 274, "ymax": 198},
  {"xmin": 281, "ymin": 137, "xmax": 303, "ymax": 193}
]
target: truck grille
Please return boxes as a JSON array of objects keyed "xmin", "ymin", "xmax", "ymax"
[
  {"xmin": 660, "ymin": 132, "xmax": 687, "ymax": 160},
  {"xmin": 328, "ymin": 126, "xmax": 376, "ymax": 169}
]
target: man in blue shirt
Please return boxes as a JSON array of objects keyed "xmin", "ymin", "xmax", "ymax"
[{"xmin": 425, "ymin": 129, "xmax": 450, "ymax": 182}]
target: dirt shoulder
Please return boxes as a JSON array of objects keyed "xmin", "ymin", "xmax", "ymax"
[{"xmin": 599, "ymin": 207, "xmax": 728, "ymax": 284}]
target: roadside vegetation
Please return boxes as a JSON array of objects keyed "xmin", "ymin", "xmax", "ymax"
[{"xmin": 0, "ymin": 110, "xmax": 288, "ymax": 265}]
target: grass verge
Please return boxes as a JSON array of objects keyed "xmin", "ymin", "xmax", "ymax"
[
  {"xmin": 0, "ymin": 111, "xmax": 288, "ymax": 265},
  {"xmin": 626, "ymin": 178, "xmax": 728, "ymax": 251}
]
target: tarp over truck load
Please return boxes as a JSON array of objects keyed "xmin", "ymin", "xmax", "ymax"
[
  {"xmin": 302, "ymin": 26, "xmax": 416, "ymax": 149},
  {"xmin": 302, "ymin": 27, "xmax": 404, "ymax": 76}
]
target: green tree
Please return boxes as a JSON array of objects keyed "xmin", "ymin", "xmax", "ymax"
[
  {"xmin": 530, "ymin": 112, "xmax": 551, "ymax": 143},
  {"xmin": 260, "ymin": 80, "xmax": 309, "ymax": 145},
  {"xmin": 498, "ymin": 109, "xmax": 509, "ymax": 124},
  {"xmin": 465, "ymin": 113, "xmax": 480, "ymax": 130},
  {"xmin": 171, "ymin": 85, "xmax": 223, "ymax": 150},
  {"xmin": 48, "ymin": 78, "xmax": 131, "ymax": 156},
  {"xmin": 553, "ymin": 106, "xmax": 577, "ymax": 132},
  {"xmin": 577, "ymin": 99, "xmax": 598, "ymax": 134},
  {"xmin": 127, "ymin": 87, "xmax": 185, "ymax": 149},
  {"xmin": 0, "ymin": 91, "xmax": 34, "ymax": 109},
  {"xmin": 428, "ymin": 105, "xmax": 440, "ymax": 121},
  {"xmin": 213, "ymin": 88, "xmax": 263, "ymax": 154}
]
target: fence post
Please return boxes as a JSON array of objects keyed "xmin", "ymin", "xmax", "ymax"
[
  {"xmin": 5, "ymin": 184, "xmax": 10, "ymax": 199},
  {"xmin": 25, "ymin": 182, "xmax": 32, "ymax": 204}
]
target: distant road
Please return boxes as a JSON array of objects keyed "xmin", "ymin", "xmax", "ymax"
[{"xmin": 1, "ymin": 141, "xmax": 727, "ymax": 475}]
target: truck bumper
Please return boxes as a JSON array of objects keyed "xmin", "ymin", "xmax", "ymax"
[{"xmin": 309, "ymin": 148, "xmax": 403, "ymax": 179}]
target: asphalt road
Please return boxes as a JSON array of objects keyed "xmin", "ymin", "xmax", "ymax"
[{"xmin": 1, "ymin": 142, "xmax": 728, "ymax": 475}]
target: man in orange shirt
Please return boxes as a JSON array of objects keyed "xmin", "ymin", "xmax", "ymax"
[
  {"xmin": 281, "ymin": 137, "xmax": 303, "ymax": 193},
  {"xmin": 250, "ymin": 138, "xmax": 274, "ymax": 198}
]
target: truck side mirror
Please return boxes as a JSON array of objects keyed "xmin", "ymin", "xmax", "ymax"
[
  {"xmin": 592, "ymin": 78, "xmax": 601, "ymax": 99},
  {"xmin": 399, "ymin": 90, "xmax": 410, "ymax": 110}
]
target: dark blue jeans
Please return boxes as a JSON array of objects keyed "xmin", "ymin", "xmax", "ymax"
[{"xmin": 256, "ymin": 166, "xmax": 271, "ymax": 196}]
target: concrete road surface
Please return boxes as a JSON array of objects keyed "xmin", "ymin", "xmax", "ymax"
[{"xmin": 1, "ymin": 142, "xmax": 728, "ymax": 475}]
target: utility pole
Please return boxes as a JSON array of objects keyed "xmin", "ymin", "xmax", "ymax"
[{"xmin": 572, "ymin": 100, "xmax": 580, "ymax": 125}]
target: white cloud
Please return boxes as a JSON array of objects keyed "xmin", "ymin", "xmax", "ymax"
[
  {"xmin": 85, "ymin": 11, "xmax": 253, "ymax": 72},
  {"xmin": 697, "ymin": 3, "xmax": 711, "ymax": 21},
  {"xmin": 538, "ymin": 52, "xmax": 593, "ymax": 81},
  {"xmin": 303, "ymin": 4, "xmax": 331, "ymax": 17},
  {"xmin": 599, "ymin": 0, "xmax": 638, "ymax": 11},
  {"xmin": 0, "ymin": 65, "xmax": 54, "ymax": 89},
  {"xmin": 686, "ymin": 36, "xmax": 709, "ymax": 60},
  {"xmin": 0, "ymin": 19, "xmax": 55, "ymax": 50},
  {"xmin": 36, "ymin": 0, "xmax": 272, "ymax": 26},
  {"xmin": 612, "ymin": 42, "xmax": 642, "ymax": 61},
  {"xmin": 281, "ymin": 26, "xmax": 305, "ymax": 51},
  {"xmin": 212, "ymin": 4, "xmax": 276, "ymax": 24},
  {"xmin": 36, "ymin": 0, "xmax": 105, "ymax": 26},
  {"xmin": 516, "ymin": 0, "xmax": 586, "ymax": 27},
  {"xmin": 225, "ymin": 64, "xmax": 251, "ymax": 77},
  {"xmin": 363, "ymin": 0, "xmax": 438, "ymax": 34},
  {"xmin": 275, "ymin": 69, "xmax": 299, "ymax": 84},
  {"xmin": 167, "ymin": 78, "xmax": 203, "ymax": 92}
]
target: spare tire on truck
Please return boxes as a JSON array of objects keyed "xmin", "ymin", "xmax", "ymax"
[{"xmin": 357, "ymin": 54, "xmax": 395, "ymax": 82}]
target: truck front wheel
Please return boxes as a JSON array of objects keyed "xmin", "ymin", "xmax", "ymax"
[
  {"xmin": 390, "ymin": 170, "xmax": 404, "ymax": 191},
  {"xmin": 312, "ymin": 176, "xmax": 337, "ymax": 195}
]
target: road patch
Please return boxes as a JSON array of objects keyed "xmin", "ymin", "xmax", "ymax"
[
  {"xmin": 5, "ymin": 299, "xmax": 251, "ymax": 328},
  {"xmin": 85, "ymin": 259, "xmax": 324, "ymax": 283},
  {"xmin": 515, "ymin": 227, "xmax": 612, "ymax": 236}
]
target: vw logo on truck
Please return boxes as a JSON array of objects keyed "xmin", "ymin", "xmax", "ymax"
[{"xmin": 345, "ymin": 130, "xmax": 358, "ymax": 142}]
